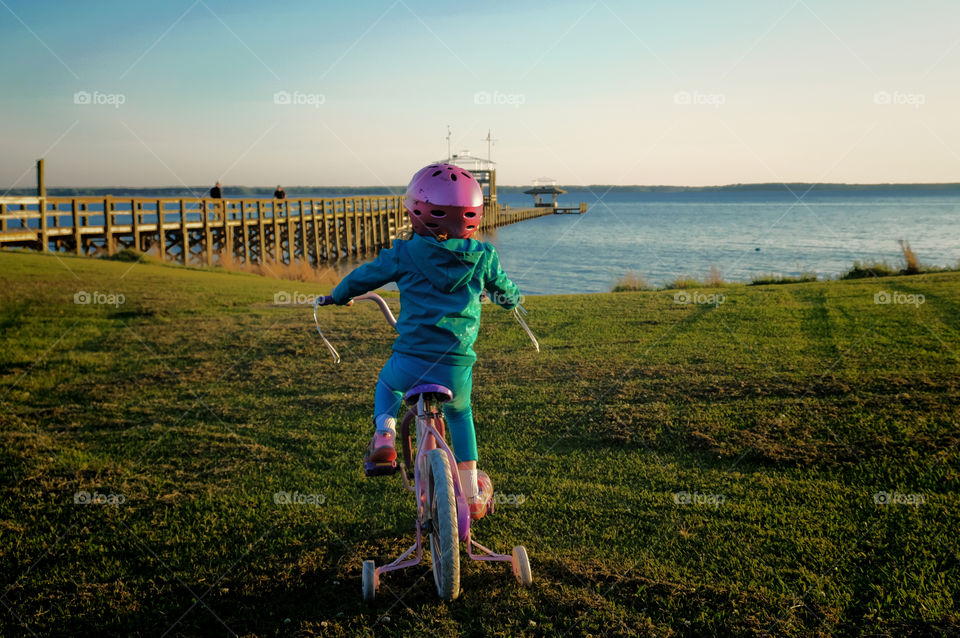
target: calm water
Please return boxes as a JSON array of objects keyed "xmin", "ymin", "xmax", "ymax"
[
  {"xmin": 481, "ymin": 189, "xmax": 960, "ymax": 295},
  {"xmin": 31, "ymin": 187, "xmax": 958, "ymax": 295}
]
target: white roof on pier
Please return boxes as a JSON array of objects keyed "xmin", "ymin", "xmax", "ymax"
[{"xmin": 442, "ymin": 151, "xmax": 495, "ymax": 171}]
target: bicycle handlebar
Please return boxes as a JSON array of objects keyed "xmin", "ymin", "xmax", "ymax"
[
  {"xmin": 352, "ymin": 293, "xmax": 398, "ymax": 327},
  {"xmin": 315, "ymin": 293, "xmax": 396, "ymax": 326},
  {"xmin": 314, "ymin": 292, "xmax": 538, "ymax": 364}
]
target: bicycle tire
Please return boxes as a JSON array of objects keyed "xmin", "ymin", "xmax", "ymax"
[
  {"xmin": 426, "ymin": 448, "xmax": 460, "ymax": 600},
  {"xmin": 512, "ymin": 545, "xmax": 533, "ymax": 586},
  {"xmin": 361, "ymin": 559, "xmax": 376, "ymax": 602}
]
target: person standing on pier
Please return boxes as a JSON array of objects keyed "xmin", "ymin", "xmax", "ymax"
[
  {"xmin": 210, "ymin": 181, "xmax": 222, "ymax": 199},
  {"xmin": 274, "ymin": 185, "xmax": 286, "ymax": 199}
]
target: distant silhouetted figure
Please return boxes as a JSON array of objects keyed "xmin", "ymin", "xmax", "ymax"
[
  {"xmin": 274, "ymin": 185, "xmax": 286, "ymax": 200},
  {"xmin": 210, "ymin": 181, "xmax": 222, "ymax": 199}
]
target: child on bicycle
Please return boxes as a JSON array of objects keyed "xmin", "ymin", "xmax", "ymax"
[{"xmin": 330, "ymin": 163, "xmax": 522, "ymax": 520}]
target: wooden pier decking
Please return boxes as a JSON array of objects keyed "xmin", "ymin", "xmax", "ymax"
[
  {"xmin": 554, "ymin": 203, "xmax": 587, "ymax": 214},
  {"xmin": 0, "ymin": 195, "xmax": 553, "ymax": 267}
]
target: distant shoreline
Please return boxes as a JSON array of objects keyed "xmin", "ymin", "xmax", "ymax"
[{"xmin": 5, "ymin": 182, "xmax": 960, "ymax": 197}]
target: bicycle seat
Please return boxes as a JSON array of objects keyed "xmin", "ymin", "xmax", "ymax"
[{"xmin": 404, "ymin": 384, "xmax": 453, "ymax": 405}]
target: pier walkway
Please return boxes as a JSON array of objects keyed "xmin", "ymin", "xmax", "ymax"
[{"xmin": 0, "ymin": 195, "xmax": 551, "ymax": 267}]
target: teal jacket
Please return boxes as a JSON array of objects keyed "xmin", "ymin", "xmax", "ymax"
[{"xmin": 331, "ymin": 234, "xmax": 521, "ymax": 366}]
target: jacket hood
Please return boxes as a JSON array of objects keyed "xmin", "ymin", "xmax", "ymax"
[{"xmin": 406, "ymin": 234, "xmax": 484, "ymax": 294}]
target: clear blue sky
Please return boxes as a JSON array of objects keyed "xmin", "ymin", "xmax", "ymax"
[{"xmin": 1, "ymin": 0, "xmax": 958, "ymax": 187}]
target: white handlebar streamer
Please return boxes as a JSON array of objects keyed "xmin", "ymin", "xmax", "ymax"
[
  {"xmin": 513, "ymin": 305, "xmax": 540, "ymax": 353},
  {"xmin": 313, "ymin": 297, "xmax": 341, "ymax": 364}
]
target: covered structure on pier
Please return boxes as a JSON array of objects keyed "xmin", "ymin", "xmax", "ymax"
[
  {"xmin": 524, "ymin": 178, "xmax": 567, "ymax": 208},
  {"xmin": 444, "ymin": 151, "xmax": 497, "ymax": 206}
]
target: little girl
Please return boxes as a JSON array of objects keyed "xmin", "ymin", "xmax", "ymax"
[{"xmin": 330, "ymin": 163, "xmax": 522, "ymax": 520}]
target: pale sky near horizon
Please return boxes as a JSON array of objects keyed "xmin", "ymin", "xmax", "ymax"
[{"xmin": 1, "ymin": 0, "xmax": 958, "ymax": 188}]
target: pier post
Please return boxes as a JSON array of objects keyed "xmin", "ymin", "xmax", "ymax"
[
  {"xmin": 285, "ymin": 202, "xmax": 294, "ymax": 264},
  {"xmin": 242, "ymin": 203, "xmax": 251, "ymax": 265},
  {"xmin": 320, "ymin": 200, "xmax": 330, "ymax": 261},
  {"xmin": 36, "ymin": 159, "xmax": 45, "ymax": 199},
  {"xmin": 131, "ymin": 199, "xmax": 140, "ymax": 252},
  {"xmin": 256, "ymin": 201, "xmax": 265, "ymax": 264},
  {"xmin": 310, "ymin": 201, "xmax": 321, "ymax": 266},
  {"xmin": 72, "ymin": 199, "xmax": 81, "ymax": 255},
  {"xmin": 272, "ymin": 202, "xmax": 281, "ymax": 264},
  {"xmin": 156, "ymin": 199, "xmax": 166, "ymax": 262},
  {"xmin": 202, "ymin": 200, "xmax": 212, "ymax": 266},
  {"xmin": 179, "ymin": 199, "xmax": 188, "ymax": 265},
  {"xmin": 224, "ymin": 201, "xmax": 234, "ymax": 266},
  {"xmin": 342, "ymin": 200, "xmax": 352, "ymax": 258},
  {"xmin": 365, "ymin": 199, "xmax": 373, "ymax": 253},
  {"xmin": 104, "ymin": 197, "xmax": 114, "ymax": 256}
]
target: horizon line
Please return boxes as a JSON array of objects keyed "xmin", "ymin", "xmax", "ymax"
[{"xmin": 10, "ymin": 181, "xmax": 960, "ymax": 191}]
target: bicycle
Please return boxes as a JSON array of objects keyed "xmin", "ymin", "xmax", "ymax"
[{"xmin": 313, "ymin": 292, "xmax": 537, "ymax": 601}]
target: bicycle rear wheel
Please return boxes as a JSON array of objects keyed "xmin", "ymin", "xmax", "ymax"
[{"xmin": 426, "ymin": 448, "xmax": 460, "ymax": 600}]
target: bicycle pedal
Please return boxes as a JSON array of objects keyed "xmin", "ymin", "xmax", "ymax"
[{"xmin": 364, "ymin": 460, "xmax": 399, "ymax": 477}]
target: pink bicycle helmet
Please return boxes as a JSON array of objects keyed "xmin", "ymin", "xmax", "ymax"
[{"xmin": 405, "ymin": 163, "xmax": 484, "ymax": 240}]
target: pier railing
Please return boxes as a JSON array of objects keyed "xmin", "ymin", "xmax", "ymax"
[{"xmin": 0, "ymin": 195, "xmax": 553, "ymax": 267}]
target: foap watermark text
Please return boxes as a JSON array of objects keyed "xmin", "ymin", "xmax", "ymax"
[
  {"xmin": 74, "ymin": 490, "xmax": 126, "ymax": 507},
  {"xmin": 673, "ymin": 491, "xmax": 726, "ymax": 507},
  {"xmin": 274, "ymin": 90, "xmax": 325, "ymax": 108},
  {"xmin": 481, "ymin": 291, "xmax": 525, "ymax": 306},
  {"xmin": 274, "ymin": 291, "xmax": 319, "ymax": 305},
  {"xmin": 674, "ymin": 290, "xmax": 725, "ymax": 306},
  {"xmin": 274, "ymin": 491, "xmax": 325, "ymax": 506},
  {"xmin": 873, "ymin": 90, "xmax": 925, "ymax": 109},
  {"xmin": 73, "ymin": 90, "xmax": 126, "ymax": 108},
  {"xmin": 874, "ymin": 291, "xmax": 924, "ymax": 307},
  {"xmin": 474, "ymin": 90, "xmax": 525, "ymax": 108},
  {"xmin": 874, "ymin": 491, "xmax": 926, "ymax": 507},
  {"xmin": 674, "ymin": 90, "xmax": 725, "ymax": 108},
  {"xmin": 74, "ymin": 291, "xmax": 125, "ymax": 307}
]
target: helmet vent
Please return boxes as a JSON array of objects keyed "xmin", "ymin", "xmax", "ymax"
[
  {"xmin": 429, "ymin": 210, "xmax": 446, "ymax": 218},
  {"xmin": 413, "ymin": 209, "xmax": 422, "ymax": 216},
  {"xmin": 466, "ymin": 225, "xmax": 476, "ymax": 230},
  {"xmin": 431, "ymin": 170, "xmax": 442, "ymax": 177},
  {"xmin": 461, "ymin": 172, "xmax": 470, "ymax": 178},
  {"xmin": 464, "ymin": 211, "xmax": 477, "ymax": 218},
  {"xmin": 426, "ymin": 222, "xmax": 440, "ymax": 228},
  {"xmin": 450, "ymin": 173, "xmax": 457, "ymax": 181}
]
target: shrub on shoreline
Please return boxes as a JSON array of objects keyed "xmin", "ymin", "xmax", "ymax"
[
  {"xmin": 612, "ymin": 270, "xmax": 651, "ymax": 292},
  {"xmin": 841, "ymin": 260, "xmax": 898, "ymax": 279},
  {"xmin": 668, "ymin": 276, "xmax": 702, "ymax": 289},
  {"xmin": 668, "ymin": 265, "xmax": 726, "ymax": 290},
  {"xmin": 750, "ymin": 272, "xmax": 818, "ymax": 286},
  {"xmin": 839, "ymin": 239, "xmax": 960, "ymax": 279}
]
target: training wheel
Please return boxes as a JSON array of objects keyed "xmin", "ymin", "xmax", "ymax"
[
  {"xmin": 362, "ymin": 560, "xmax": 377, "ymax": 602},
  {"xmin": 511, "ymin": 546, "xmax": 533, "ymax": 587}
]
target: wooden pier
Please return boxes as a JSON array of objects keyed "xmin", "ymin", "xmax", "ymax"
[
  {"xmin": 523, "ymin": 182, "xmax": 586, "ymax": 215},
  {"xmin": 554, "ymin": 203, "xmax": 587, "ymax": 215},
  {"xmin": 0, "ymin": 194, "xmax": 553, "ymax": 267}
]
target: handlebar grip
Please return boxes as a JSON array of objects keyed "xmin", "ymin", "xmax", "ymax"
[{"xmin": 315, "ymin": 295, "xmax": 336, "ymax": 306}]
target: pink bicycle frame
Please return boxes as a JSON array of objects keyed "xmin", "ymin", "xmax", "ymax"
[{"xmin": 316, "ymin": 292, "xmax": 525, "ymax": 589}]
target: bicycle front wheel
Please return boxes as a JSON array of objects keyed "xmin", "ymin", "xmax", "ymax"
[{"xmin": 426, "ymin": 448, "xmax": 460, "ymax": 600}]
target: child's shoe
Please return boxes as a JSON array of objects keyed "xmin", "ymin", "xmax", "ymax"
[
  {"xmin": 468, "ymin": 470, "xmax": 494, "ymax": 520},
  {"xmin": 365, "ymin": 430, "xmax": 396, "ymax": 462},
  {"xmin": 363, "ymin": 430, "xmax": 397, "ymax": 476}
]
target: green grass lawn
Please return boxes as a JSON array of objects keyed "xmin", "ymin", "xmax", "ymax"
[{"xmin": 1, "ymin": 250, "xmax": 958, "ymax": 637}]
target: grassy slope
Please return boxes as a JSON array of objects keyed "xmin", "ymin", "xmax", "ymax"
[{"xmin": 0, "ymin": 250, "xmax": 958, "ymax": 637}]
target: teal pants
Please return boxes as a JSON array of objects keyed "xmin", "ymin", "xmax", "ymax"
[{"xmin": 374, "ymin": 352, "xmax": 477, "ymax": 463}]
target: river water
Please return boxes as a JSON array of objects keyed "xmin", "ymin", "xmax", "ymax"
[{"xmin": 481, "ymin": 188, "xmax": 960, "ymax": 294}]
